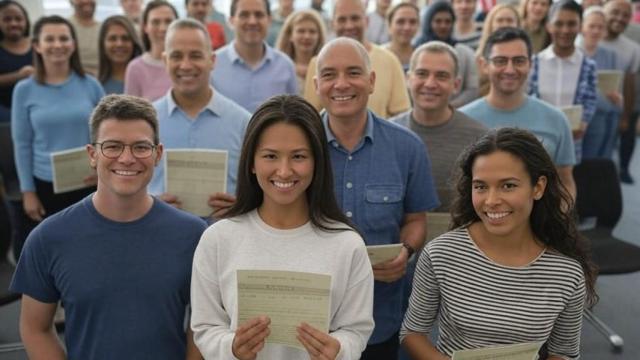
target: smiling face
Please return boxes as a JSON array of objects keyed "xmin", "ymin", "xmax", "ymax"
[
  {"xmin": 491, "ymin": 7, "xmax": 519, "ymax": 30},
  {"xmin": 389, "ymin": 6, "xmax": 419, "ymax": 45},
  {"xmin": 291, "ymin": 19, "xmax": 320, "ymax": 54},
  {"xmin": 34, "ymin": 23, "xmax": 76, "ymax": 67},
  {"xmin": 431, "ymin": 10, "xmax": 454, "ymax": 40},
  {"xmin": 144, "ymin": 5, "xmax": 176, "ymax": 49},
  {"xmin": 604, "ymin": 0, "xmax": 631, "ymax": 37},
  {"xmin": 230, "ymin": 0, "xmax": 271, "ymax": 47},
  {"xmin": 471, "ymin": 150, "xmax": 546, "ymax": 240},
  {"xmin": 165, "ymin": 26, "xmax": 214, "ymax": 98},
  {"xmin": 452, "ymin": 0, "xmax": 476, "ymax": 22},
  {"xmin": 104, "ymin": 23, "xmax": 135, "ymax": 66},
  {"xmin": 0, "ymin": 4, "xmax": 28, "ymax": 42},
  {"xmin": 315, "ymin": 42, "xmax": 374, "ymax": 122},
  {"xmin": 409, "ymin": 50, "xmax": 459, "ymax": 112},
  {"xmin": 547, "ymin": 8, "xmax": 580, "ymax": 54},
  {"xmin": 70, "ymin": 0, "xmax": 96, "ymax": 20},
  {"xmin": 582, "ymin": 11, "xmax": 606, "ymax": 44},
  {"xmin": 526, "ymin": 0, "xmax": 550, "ymax": 24},
  {"xmin": 253, "ymin": 122, "xmax": 314, "ymax": 215},
  {"xmin": 485, "ymin": 39, "xmax": 531, "ymax": 97},
  {"xmin": 187, "ymin": 0, "xmax": 212, "ymax": 23},
  {"xmin": 88, "ymin": 118, "xmax": 163, "ymax": 203},
  {"xmin": 332, "ymin": 0, "xmax": 367, "ymax": 43}
]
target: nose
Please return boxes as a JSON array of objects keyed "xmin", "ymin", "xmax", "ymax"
[
  {"xmin": 276, "ymin": 159, "xmax": 293, "ymax": 178},
  {"xmin": 117, "ymin": 145, "xmax": 137, "ymax": 164},
  {"xmin": 485, "ymin": 188, "xmax": 501, "ymax": 206},
  {"xmin": 333, "ymin": 73, "xmax": 350, "ymax": 89}
]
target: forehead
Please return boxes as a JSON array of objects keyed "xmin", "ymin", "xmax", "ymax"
[
  {"xmin": 550, "ymin": 8, "xmax": 581, "ymax": 21},
  {"xmin": 40, "ymin": 23, "xmax": 71, "ymax": 35},
  {"xmin": 236, "ymin": 0, "xmax": 268, "ymax": 13},
  {"xmin": 188, "ymin": 0, "xmax": 210, "ymax": 5},
  {"xmin": 472, "ymin": 151, "xmax": 528, "ymax": 180},
  {"xmin": 394, "ymin": 6, "xmax": 419, "ymax": 19},
  {"xmin": 606, "ymin": 1, "xmax": 631, "ymax": 13},
  {"xmin": 148, "ymin": 6, "xmax": 175, "ymax": 19},
  {"xmin": 432, "ymin": 11, "xmax": 453, "ymax": 21},
  {"xmin": 494, "ymin": 8, "xmax": 517, "ymax": 19},
  {"xmin": 106, "ymin": 23, "xmax": 128, "ymax": 34},
  {"xmin": 96, "ymin": 118, "xmax": 155, "ymax": 141},
  {"xmin": 489, "ymin": 39, "xmax": 528, "ymax": 57},
  {"xmin": 415, "ymin": 51, "xmax": 455, "ymax": 73},
  {"xmin": 167, "ymin": 27, "xmax": 208, "ymax": 50},
  {"xmin": 334, "ymin": 0, "xmax": 365, "ymax": 17},
  {"xmin": 1, "ymin": 4, "xmax": 25, "ymax": 16},
  {"xmin": 318, "ymin": 43, "xmax": 366, "ymax": 71}
]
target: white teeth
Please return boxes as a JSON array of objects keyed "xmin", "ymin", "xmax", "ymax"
[
  {"xmin": 114, "ymin": 170, "xmax": 138, "ymax": 176},
  {"xmin": 486, "ymin": 212, "xmax": 509, "ymax": 219},
  {"xmin": 273, "ymin": 181, "xmax": 294, "ymax": 189},
  {"xmin": 333, "ymin": 96, "xmax": 353, "ymax": 101}
]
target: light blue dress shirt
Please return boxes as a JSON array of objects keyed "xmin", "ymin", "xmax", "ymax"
[
  {"xmin": 210, "ymin": 42, "xmax": 298, "ymax": 113},
  {"xmin": 149, "ymin": 88, "xmax": 250, "ymax": 196},
  {"xmin": 323, "ymin": 111, "xmax": 440, "ymax": 344}
]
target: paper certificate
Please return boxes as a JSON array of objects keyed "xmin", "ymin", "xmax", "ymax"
[
  {"xmin": 50, "ymin": 147, "xmax": 93, "ymax": 194},
  {"xmin": 366, "ymin": 244, "xmax": 403, "ymax": 265},
  {"xmin": 426, "ymin": 212, "xmax": 451, "ymax": 242},
  {"xmin": 452, "ymin": 342, "xmax": 544, "ymax": 360},
  {"xmin": 597, "ymin": 70, "xmax": 623, "ymax": 94},
  {"xmin": 237, "ymin": 270, "xmax": 331, "ymax": 349},
  {"xmin": 164, "ymin": 149, "xmax": 227, "ymax": 217},
  {"xmin": 560, "ymin": 105, "xmax": 583, "ymax": 131}
]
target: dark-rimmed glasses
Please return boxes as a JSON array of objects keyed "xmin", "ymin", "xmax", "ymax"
[
  {"xmin": 93, "ymin": 141, "xmax": 157, "ymax": 159},
  {"xmin": 488, "ymin": 56, "xmax": 529, "ymax": 68}
]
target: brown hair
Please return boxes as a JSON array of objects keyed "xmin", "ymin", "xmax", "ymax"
[
  {"xmin": 32, "ymin": 15, "xmax": 84, "ymax": 84},
  {"xmin": 275, "ymin": 9, "xmax": 326, "ymax": 61},
  {"xmin": 98, "ymin": 15, "xmax": 142, "ymax": 83},
  {"xmin": 90, "ymin": 94, "xmax": 159, "ymax": 144},
  {"xmin": 141, "ymin": 0, "xmax": 178, "ymax": 51}
]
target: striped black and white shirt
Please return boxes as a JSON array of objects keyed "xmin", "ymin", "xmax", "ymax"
[{"xmin": 400, "ymin": 228, "xmax": 585, "ymax": 359}]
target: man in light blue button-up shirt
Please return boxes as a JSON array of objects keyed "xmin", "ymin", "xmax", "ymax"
[
  {"xmin": 315, "ymin": 37, "xmax": 439, "ymax": 359},
  {"xmin": 209, "ymin": 0, "xmax": 298, "ymax": 112},
  {"xmin": 149, "ymin": 19, "xmax": 250, "ymax": 217}
]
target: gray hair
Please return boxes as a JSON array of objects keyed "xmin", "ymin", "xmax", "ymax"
[
  {"xmin": 583, "ymin": 5, "xmax": 606, "ymax": 20},
  {"xmin": 316, "ymin": 37, "xmax": 371, "ymax": 74},
  {"xmin": 164, "ymin": 18, "xmax": 212, "ymax": 52},
  {"xmin": 409, "ymin": 41, "xmax": 460, "ymax": 77}
]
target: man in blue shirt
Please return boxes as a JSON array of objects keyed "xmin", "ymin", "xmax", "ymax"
[
  {"xmin": 460, "ymin": 27, "xmax": 577, "ymax": 200},
  {"xmin": 10, "ymin": 94, "xmax": 208, "ymax": 359},
  {"xmin": 209, "ymin": 0, "xmax": 298, "ymax": 112},
  {"xmin": 314, "ymin": 37, "xmax": 439, "ymax": 360},
  {"xmin": 151, "ymin": 19, "xmax": 250, "ymax": 216}
]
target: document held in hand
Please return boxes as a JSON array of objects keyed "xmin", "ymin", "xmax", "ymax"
[
  {"xmin": 237, "ymin": 270, "xmax": 331, "ymax": 349},
  {"xmin": 366, "ymin": 244, "xmax": 403, "ymax": 265},
  {"xmin": 164, "ymin": 149, "xmax": 227, "ymax": 217},
  {"xmin": 560, "ymin": 105, "xmax": 583, "ymax": 131},
  {"xmin": 597, "ymin": 70, "xmax": 623, "ymax": 95},
  {"xmin": 452, "ymin": 341, "xmax": 544, "ymax": 360},
  {"xmin": 50, "ymin": 147, "xmax": 94, "ymax": 194}
]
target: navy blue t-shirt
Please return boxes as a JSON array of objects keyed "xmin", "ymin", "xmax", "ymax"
[{"xmin": 10, "ymin": 196, "xmax": 208, "ymax": 359}]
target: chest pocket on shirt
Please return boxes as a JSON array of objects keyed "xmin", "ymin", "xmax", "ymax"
[{"xmin": 364, "ymin": 184, "xmax": 404, "ymax": 231}]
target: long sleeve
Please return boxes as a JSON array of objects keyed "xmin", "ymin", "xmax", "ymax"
[
  {"xmin": 11, "ymin": 79, "xmax": 36, "ymax": 192},
  {"xmin": 578, "ymin": 58, "xmax": 598, "ymax": 124},
  {"xmin": 546, "ymin": 276, "xmax": 585, "ymax": 360},
  {"xmin": 329, "ymin": 244, "xmax": 374, "ymax": 360},
  {"xmin": 190, "ymin": 229, "xmax": 238, "ymax": 360}
]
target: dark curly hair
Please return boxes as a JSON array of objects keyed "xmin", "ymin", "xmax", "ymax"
[{"xmin": 450, "ymin": 127, "xmax": 597, "ymax": 307}]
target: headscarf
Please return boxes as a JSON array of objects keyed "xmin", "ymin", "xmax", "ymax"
[{"xmin": 413, "ymin": 0, "xmax": 457, "ymax": 47}]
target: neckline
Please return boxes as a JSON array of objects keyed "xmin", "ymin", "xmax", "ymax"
[{"xmin": 464, "ymin": 227, "xmax": 547, "ymax": 269}]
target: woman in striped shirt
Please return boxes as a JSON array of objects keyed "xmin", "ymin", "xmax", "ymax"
[{"xmin": 400, "ymin": 128, "xmax": 597, "ymax": 359}]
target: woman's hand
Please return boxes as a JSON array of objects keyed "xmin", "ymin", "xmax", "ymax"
[
  {"xmin": 23, "ymin": 191, "xmax": 45, "ymax": 222},
  {"xmin": 605, "ymin": 91, "xmax": 623, "ymax": 107},
  {"xmin": 18, "ymin": 65, "xmax": 35, "ymax": 78},
  {"xmin": 296, "ymin": 322, "xmax": 341, "ymax": 360},
  {"xmin": 232, "ymin": 316, "xmax": 271, "ymax": 360}
]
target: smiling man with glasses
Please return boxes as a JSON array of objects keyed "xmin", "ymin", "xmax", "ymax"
[
  {"xmin": 10, "ymin": 94, "xmax": 207, "ymax": 360},
  {"xmin": 460, "ymin": 27, "xmax": 577, "ymax": 200}
]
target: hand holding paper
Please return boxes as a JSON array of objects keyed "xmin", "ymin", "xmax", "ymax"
[
  {"xmin": 232, "ymin": 316, "xmax": 271, "ymax": 360},
  {"xmin": 296, "ymin": 322, "xmax": 340, "ymax": 360},
  {"xmin": 369, "ymin": 244, "xmax": 409, "ymax": 283}
]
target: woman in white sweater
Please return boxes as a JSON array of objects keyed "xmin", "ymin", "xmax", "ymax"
[{"xmin": 191, "ymin": 95, "xmax": 375, "ymax": 360}]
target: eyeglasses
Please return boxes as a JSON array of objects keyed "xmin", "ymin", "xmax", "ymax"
[
  {"xmin": 94, "ymin": 141, "xmax": 157, "ymax": 159},
  {"xmin": 488, "ymin": 56, "xmax": 529, "ymax": 68}
]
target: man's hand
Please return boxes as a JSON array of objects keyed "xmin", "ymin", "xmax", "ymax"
[
  {"xmin": 208, "ymin": 192, "xmax": 236, "ymax": 218},
  {"xmin": 605, "ymin": 91, "xmax": 623, "ymax": 107},
  {"xmin": 296, "ymin": 322, "xmax": 340, "ymax": 360},
  {"xmin": 372, "ymin": 246, "xmax": 409, "ymax": 283},
  {"xmin": 232, "ymin": 316, "xmax": 270, "ymax": 360},
  {"xmin": 23, "ymin": 192, "xmax": 45, "ymax": 222},
  {"xmin": 572, "ymin": 122, "xmax": 588, "ymax": 140},
  {"xmin": 159, "ymin": 193, "xmax": 182, "ymax": 209}
]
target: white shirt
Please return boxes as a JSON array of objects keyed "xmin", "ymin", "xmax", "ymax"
[{"xmin": 537, "ymin": 46, "xmax": 584, "ymax": 107}]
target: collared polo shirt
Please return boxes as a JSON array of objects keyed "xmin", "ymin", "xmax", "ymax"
[
  {"xmin": 323, "ymin": 111, "xmax": 439, "ymax": 344},
  {"xmin": 149, "ymin": 87, "xmax": 250, "ymax": 196},
  {"xmin": 210, "ymin": 42, "xmax": 298, "ymax": 112}
]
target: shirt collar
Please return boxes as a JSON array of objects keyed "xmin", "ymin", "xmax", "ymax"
[
  {"xmin": 167, "ymin": 86, "xmax": 218, "ymax": 116},
  {"xmin": 539, "ymin": 45, "xmax": 582, "ymax": 64},
  {"xmin": 322, "ymin": 111, "xmax": 375, "ymax": 146},
  {"xmin": 228, "ymin": 41, "xmax": 274, "ymax": 65}
]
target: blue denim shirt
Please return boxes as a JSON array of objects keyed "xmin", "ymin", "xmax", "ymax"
[{"xmin": 323, "ymin": 111, "xmax": 439, "ymax": 344}]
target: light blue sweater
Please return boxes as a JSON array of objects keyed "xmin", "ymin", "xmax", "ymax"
[{"xmin": 11, "ymin": 72, "xmax": 104, "ymax": 191}]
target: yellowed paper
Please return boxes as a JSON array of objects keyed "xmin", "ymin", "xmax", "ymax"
[
  {"xmin": 237, "ymin": 270, "xmax": 331, "ymax": 350},
  {"xmin": 50, "ymin": 147, "xmax": 93, "ymax": 194},
  {"xmin": 560, "ymin": 105, "xmax": 583, "ymax": 131},
  {"xmin": 452, "ymin": 341, "xmax": 544, "ymax": 360},
  {"xmin": 164, "ymin": 149, "xmax": 227, "ymax": 217},
  {"xmin": 367, "ymin": 244, "xmax": 403, "ymax": 265},
  {"xmin": 426, "ymin": 212, "xmax": 451, "ymax": 242},
  {"xmin": 597, "ymin": 70, "xmax": 623, "ymax": 94}
]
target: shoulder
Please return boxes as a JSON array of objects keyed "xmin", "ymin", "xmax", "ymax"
[
  {"xmin": 453, "ymin": 43, "xmax": 474, "ymax": 58},
  {"xmin": 126, "ymin": 55, "xmax": 145, "ymax": 69},
  {"xmin": 539, "ymin": 250, "xmax": 585, "ymax": 285},
  {"xmin": 152, "ymin": 199, "xmax": 208, "ymax": 231},
  {"xmin": 388, "ymin": 110, "xmax": 411, "ymax": 127},
  {"xmin": 526, "ymin": 97, "xmax": 565, "ymax": 119},
  {"xmin": 426, "ymin": 228, "xmax": 471, "ymax": 253},
  {"xmin": 452, "ymin": 109, "xmax": 487, "ymax": 130},
  {"xmin": 271, "ymin": 47, "xmax": 295, "ymax": 66},
  {"xmin": 152, "ymin": 94, "xmax": 170, "ymax": 112},
  {"xmin": 459, "ymin": 98, "xmax": 487, "ymax": 113},
  {"xmin": 373, "ymin": 113, "xmax": 424, "ymax": 149},
  {"xmin": 30, "ymin": 199, "xmax": 91, "ymax": 238},
  {"xmin": 13, "ymin": 76, "xmax": 36, "ymax": 94},
  {"xmin": 213, "ymin": 91, "xmax": 251, "ymax": 121},
  {"xmin": 80, "ymin": 74, "xmax": 104, "ymax": 90}
]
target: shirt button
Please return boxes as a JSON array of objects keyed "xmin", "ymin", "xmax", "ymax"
[
  {"xmin": 346, "ymin": 182, "xmax": 353, "ymax": 189},
  {"xmin": 348, "ymin": 156, "xmax": 353, "ymax": 160},
  {"xmin": 346, "ymin": 211, "xmax": 353, "ymax": 218},
  {"xmin": 383, "ymin": 196, "xmax": 389, "ymax": 202}
]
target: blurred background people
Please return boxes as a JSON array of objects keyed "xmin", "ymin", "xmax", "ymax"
[
  {"xmin": 67, "ymin": 0, "xmax": 100, "ymax": 75},
  {"xmin": 186, "ymin": 0, "xmax": 227, "ymax": 50},
  {"xmin": 452, "ymin": 0, "xmax": 481, "ymax": 49},
  {"xmin": 124, "ymin": 0, "xmax": 177, "ymax": 101},
  {"xmin": 383, "ymin": 2, "xmax": 420, "ymax": 72},
  {"xmin": 276, "ymin": 9, "xmax": 326, "ymax": 94},
  {"xmin": 267, "ymin": 0, "xmax": 294, "ymax": 46},
  {"xmin": 97, "ymin": 15, "xmax": 142, "ymax": 94},
  {"xmin": 120, "ymin": 0, "xmax": 143, "ymax": 28},
  {"xmin": 367, "ymin": 0, "xmax": 391, "ymax": 45},
  {"xmin": 520, "ymin": 0, "xmax": 552, "ymax": 53}
]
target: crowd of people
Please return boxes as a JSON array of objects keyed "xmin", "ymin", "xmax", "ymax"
[{"xmin": 0, "ymin": 0, "xmax": 639, "ymax": 359}]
